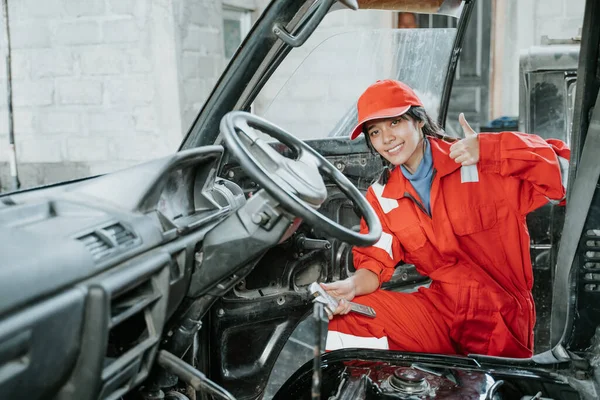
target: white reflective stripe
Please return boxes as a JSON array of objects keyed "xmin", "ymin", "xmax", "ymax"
[
  {"xmin": 373, "ymin": 231, "xmax": 394, "ymax": 259},
  {"xmin": 546, "ymin": 156, "xmax": 570, "ymax": 204},
  {"xmin": 460, "ymin": 164, "xmax": 479, "ymax": 183},
  {"xmin": 326, "ymin": 331, "xmax": 389, "ymax": 351},
  {"xmin": 371, "ymin": 182, "xmax": 398, "ymax": 213},
  {"xmin": 558, "ymin": 156, "xmax": 569, "ymax": 190}
]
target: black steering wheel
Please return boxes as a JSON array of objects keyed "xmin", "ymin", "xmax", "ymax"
[{"xmin": 220, "ymin": 111, "xmax": 382, "ymax": 247}]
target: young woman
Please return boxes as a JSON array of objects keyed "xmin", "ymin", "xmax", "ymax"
[{"xmin": 322, "ymin": 80, "xmax": 570, "ymax": 358}]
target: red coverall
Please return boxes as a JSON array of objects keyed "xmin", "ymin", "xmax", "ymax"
[{"xmin": 327, "ymin": 132, "xmax": 570, "ymax": 358}]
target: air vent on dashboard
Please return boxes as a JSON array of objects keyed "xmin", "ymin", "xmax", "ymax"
[
  {"xmin": 77, "ymin": 222, "xmax": 139, "ymax": 262},
  {"xmin": 100, "ymin": 266, "xmax": 170, "ymax": 400},
  {"xmin": 78, "ymin": 232, "xmax": 113, "ymax": 260},
  {"xmin": 104, "ymin": 223, "xmax": 136, "ymax": 247}
]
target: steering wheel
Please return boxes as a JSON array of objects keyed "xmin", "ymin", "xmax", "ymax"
[{"xmin": 220, "ymin": 111, "xmax": 382, "ymax": 247}]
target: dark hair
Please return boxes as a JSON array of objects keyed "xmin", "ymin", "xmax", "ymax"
[{"xmin": 362, "ymin": 106, "xmax": 454, "ymax": 184}]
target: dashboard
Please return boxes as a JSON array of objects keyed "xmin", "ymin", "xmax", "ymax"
[{"xmin": 0, "ymin": 146, "xmax": 252, "ymax": 400}]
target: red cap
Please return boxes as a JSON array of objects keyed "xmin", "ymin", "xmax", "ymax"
[{"xmin": 350, "ymin": 80, "xmax": 423, "ymax": 140}]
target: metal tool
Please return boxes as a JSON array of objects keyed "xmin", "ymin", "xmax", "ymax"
[{"xmin": 308, "ymin": 282, "xmax": 376, "ymax": 318}]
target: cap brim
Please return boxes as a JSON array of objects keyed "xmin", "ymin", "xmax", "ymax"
[{"xmin": 349, "ymin": 105, "xmax": 412, "ymax": 140}]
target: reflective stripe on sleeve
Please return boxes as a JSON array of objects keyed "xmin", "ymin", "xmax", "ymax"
[
  {"xmin": 547, "ymin": 156, "xmax": 570, "ymax": 205},
  {"xmin": 373, "ymin": 231, "xmax": 394, "ymax": 259},
  {"xmin": 326, "ymin": 331, "xmax": 389, "ymax": 351},
  {"xmin": 558, "ymin": 156, "xmax": 569, "ymax": 191}
]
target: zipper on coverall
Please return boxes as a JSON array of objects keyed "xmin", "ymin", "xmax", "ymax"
[{"xmin": 402, "ymin": 169, "xmax": 437, "ymax": 218}]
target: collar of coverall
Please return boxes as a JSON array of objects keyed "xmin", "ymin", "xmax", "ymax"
[{"xmin": 381, "ymin": 136, "xmax": 462, "ymax": 199}]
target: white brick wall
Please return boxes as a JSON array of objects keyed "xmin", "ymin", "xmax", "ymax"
[
  {"xmin": 39, "ymin": 110, "xmax": 81, "ymax": 133},
  {"xmin": 79, "ymin": 47, "xmax": 125, "ymax": 75},
  {"xmin": 56, "ymin": 79, "xmax": 103, "ymax": 105},
  {"xmin": 0, "ymin": 0, "xmax": 195, "ymax": 183},
  {"xmin": 55, "ymin": 21, "xmax": 102, "ymax": 45},
  {"xmin": 10, "ymin": 21, "xmax": 51, "ymax": 48},
  {"xmin": 13, "ymin": 80, "xmax": 54, "ymax": 106},
  {"xmin": 103, "ymin": 19, "xmax": 142, "ymax": 43},
  {"xmin": 175, "ymin": 0, "xmax": 226, "ymax": 132},
  {"xmin": 31, "ymin": 48, "xmax": 74, "ymax": 78},
  {"xmin": 108, "ymin": 0, "xmax": 139, "ymax": 15},
  {"xmin": 0, "ymin": 0, "xmax": 263, "ymax": 190}
]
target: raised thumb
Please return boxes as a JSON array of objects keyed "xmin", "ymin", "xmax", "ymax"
[{"xmin": 459, "ymin": 113, "xmax": 476, "ymax": 138}]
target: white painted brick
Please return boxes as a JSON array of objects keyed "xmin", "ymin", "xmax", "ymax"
[
  {"xmin": 565, "ymin": 0, "xmax": 586, "ymax": 17},
  {"xmin": 18, "ymin": 138, "xmax": 63, "ymax": 163},
  {"xmin": 54, "ymin": 21, "xmax": 101, "ymax": 46},
  {"xmin": 108, "ymin": 0, "xmax": 138, "ymax": 15},
  {"xmin": 14, "ymin": 109, "xmax": 37, "ymax": 134},
  {"xmin": 57, "ymin": 79, "xmax": 103, "ymax": 105},
  {"xmin": 108, "ymin": 0, "xmax": 147, "ymax": 20},
  {"xmin": 11, "ymin": 21, "xmax": 51, "ymax": 49},
  {"xmin": 0, "ymin": 111, "xmax": 8, "ymax": 136},
  {"xmin": 31, "ymin": 48, "xmax": 73, "ymax": 78},
  {"xmin": 535, "ymin": 0, "xmax": 563, "ymax": 18},
  {"xmin": 112, "ymin": 135, "xmax": 172, "ymax": 161},
  {"xmin": 0, "ymin": 50, "xmax": 31, "ymax": 80},
  {"xmin": 133, "ymin": 106, "xmax": 157, "ymax": 132},
  {"xmin": 80, "ymin": 47, "xmax": 125, "ymax": 75},
  {"xmin": 186, "ymin": 3, "xmax": 221, "ymax": 28},
  {"xmin": 182, "ymin": 26, "xmax": 219, "ymax": 52},
  {"xmin": 181, "ymin": 27, "xmax": 201, "ymax": 51},
  {"xmin": 12, "ymin": 0, "xmax": 64, "ymax": 20},
  {"xmin": 203, "ymin": 31, "xmax": 223, "ymax": 56},
  {"xmin": 186, "ymin": 4, "xmax": 208, "ymax": 26},
  {"xmin": 103, "ymin": 19, "xmax": 141, "ymax": 43},
  {"xmin": 182, "ymin": 53, "xmax": 200, "ymax": 79},
  {"xmin": 0, "ymin": 108, "xmax": 35, "ymax": 136},
  {"xmin": 0, "ymin": 83, "xmax": 7, "ymax": 106},
  {"xmin": 183, "ymin": 79, "xmax": 207, "ymax": 106},
  {"xmin": 85, "ymin": 110, "xmax": 134, "ymax": 132},
  {"xmin": 13, "ymin": 80, "xmax": 54, "ymax": 106},
  {"xmin": 0, "ymin": 134, "xmax": 7, "ymax": 162},
  {"xmin": 62, "ymin": 0, "xmax": 105, "ymax": 17},
  {"xmin": 126, "ymin": 48, "xmax": 152, "ymax": 73},
  {"xmin": 182, "ymin": 53, "xmax": 218, "ymax": 79},
  {"xmin": 66, "ymin": 137, "xmax": 108, "ymax": 161},
  {"xmin": 39, "ymin": 110, "xmax": 80, "ymax": 133},
  {"xmin": 106, "ymin": 78, "xmax": 153, "ymax": 105}
]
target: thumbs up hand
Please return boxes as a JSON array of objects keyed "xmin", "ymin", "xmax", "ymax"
[{"xmin": 449, "ymin": 113, "xmax": 480, "ymax": 166}]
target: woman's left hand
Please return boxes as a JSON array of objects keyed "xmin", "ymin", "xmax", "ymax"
[{"xmin": 449, "ymin": 113, "xmax": 480, "ymax": 166}]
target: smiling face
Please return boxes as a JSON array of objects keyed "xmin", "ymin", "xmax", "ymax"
[{"xmin": 365, "ymin": 115, "xmax": 425, "ymax": 172}]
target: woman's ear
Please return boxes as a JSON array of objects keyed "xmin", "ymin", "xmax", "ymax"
[{"xmin": 418, "ymin": 120, "xmax": 425, "ymax": 129}]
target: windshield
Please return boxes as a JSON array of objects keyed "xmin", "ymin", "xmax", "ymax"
[{"xmin": 254, "ymin": 10, "xmax": 457, "ymax": 140}]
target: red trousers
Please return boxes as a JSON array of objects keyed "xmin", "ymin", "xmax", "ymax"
[{"xmin": 326, "ymin": 282, "xmax": 534, "ymax": 357}]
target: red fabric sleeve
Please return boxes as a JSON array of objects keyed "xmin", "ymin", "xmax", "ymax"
[
  {"xmin": 352, "ymin": 187, "xmax": 403, "ymax": 285},
  {"xmin": 478, "ymin": 131, "xmax": 571, "ymax": 213}
]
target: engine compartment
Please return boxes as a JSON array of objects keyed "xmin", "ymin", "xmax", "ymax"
[{"xmin": 274, "ymin": 350, "xmax": 582, "ymax": 399}]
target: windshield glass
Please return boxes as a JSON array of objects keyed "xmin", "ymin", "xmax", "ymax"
[{"xmin": 254, "ymin": 10, "xmax": 457, "ymax": 140}]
